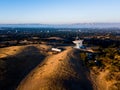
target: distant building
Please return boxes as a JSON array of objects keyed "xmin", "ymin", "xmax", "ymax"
[{"xmin": 51, "ymin": 48, "xmax": 62, "ymax": 52}]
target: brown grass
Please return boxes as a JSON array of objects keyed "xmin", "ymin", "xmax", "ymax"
[
  {"xmin": 0, "ymin": 44, "xmax": 51, "ymax": 90},
  {"xmin": 17, "ymin": 48, "xmax": 93, "ymax": 90}
]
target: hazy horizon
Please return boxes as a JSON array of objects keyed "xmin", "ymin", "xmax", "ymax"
[
  {"xmin": 1, "ymin": 23, "xmax": 120, "ymax": 28},
  {"xmin": 0, "ymin": 22, "xmax": 120, "ymax": 25}
]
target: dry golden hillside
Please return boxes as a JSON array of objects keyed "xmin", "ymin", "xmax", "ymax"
[
  {"xmin": 0, "ymin": 44, "xmax": 51, "ymax": 90},
  {"xmin": 0, "ymin": 45, "xmax": 119, "ymax": 90},
  {"xmin": 17, "ymin": 48, "xmax": 94, "ymax": 90}
]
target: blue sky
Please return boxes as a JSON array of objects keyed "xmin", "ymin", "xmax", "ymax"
[{"xmin": 0, "ymin": 0, "xmax": 120, "ymax": 24}]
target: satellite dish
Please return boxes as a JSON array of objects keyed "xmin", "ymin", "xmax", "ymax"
[{"xmin": 73, "ymin": 36, "xmax": 83, "ymax": 49}]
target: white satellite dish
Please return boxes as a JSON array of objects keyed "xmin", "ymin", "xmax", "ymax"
[{"xmin": 73, "ymin": 40, "xmax": 83, "ymax": 49}]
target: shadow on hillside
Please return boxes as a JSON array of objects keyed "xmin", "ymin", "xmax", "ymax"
[
  {"xmin": 59, "ymin": 49, "xmax": 94, "ymax": 90},
  {"xmin": 64, "ymin": 51, "xmax": 94, "ymax": 90},
  {"xmin": 0, "ymin": 46, "xmax": 45, "ymax": 90}
]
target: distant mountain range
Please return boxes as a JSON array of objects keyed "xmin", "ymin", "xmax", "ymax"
[{"xmin": 0, "ymin": 23, "xmax": 120, "ymax": 28}]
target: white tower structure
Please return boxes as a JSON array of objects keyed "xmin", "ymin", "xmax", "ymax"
[
  {"xmin": 73, "ymin": 36, "xmax": 83, "ymax": 49},
  {"xmin": 73, "ymin": 40, "xmax": 83, "ymax": 49}
]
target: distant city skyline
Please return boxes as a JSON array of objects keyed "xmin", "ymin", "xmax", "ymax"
[{"xmin": 0, "ymin": 0, "xmax": 120, "ymax": 24}]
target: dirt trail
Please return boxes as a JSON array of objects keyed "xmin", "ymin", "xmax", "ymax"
[{"xmin": 17, "ymin": 48, "xmax": 94, "ymax": 90}]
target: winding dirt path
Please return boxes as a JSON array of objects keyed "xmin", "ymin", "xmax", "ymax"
[{"xmin": 17, "ymin": 48, "xmax": 94, "ymax": 90}]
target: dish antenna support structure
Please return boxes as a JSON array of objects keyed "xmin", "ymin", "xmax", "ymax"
[{"xmin": 73, "ymin": 40, "xmax": 83, "ymax": 49}]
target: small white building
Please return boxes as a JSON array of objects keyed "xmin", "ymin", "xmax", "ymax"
[{"xmin": 51, "ymin": 48, "xmax": 62, "ymax": 52}]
